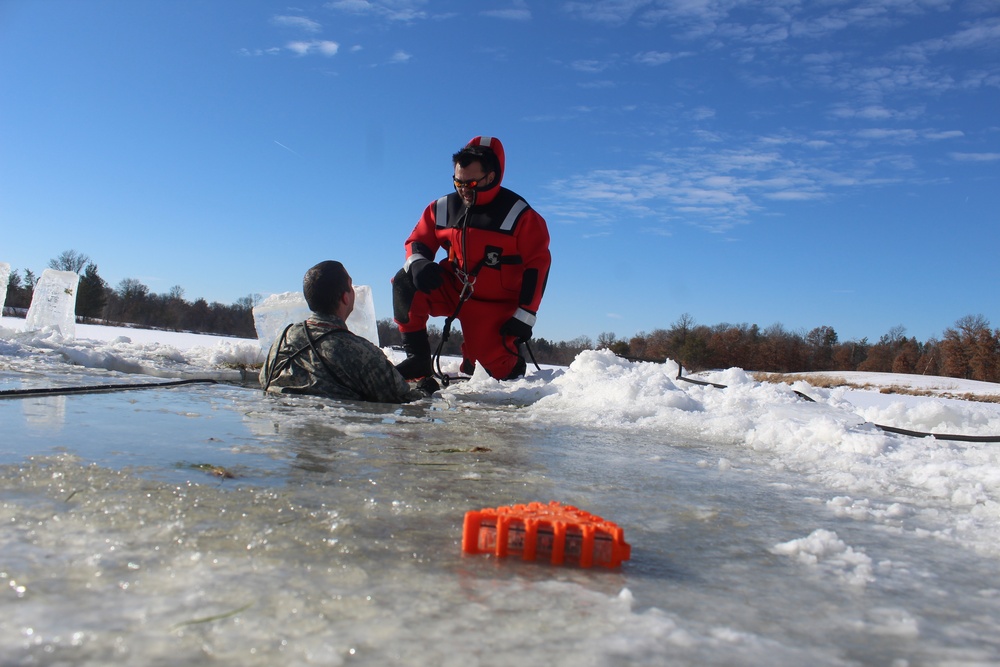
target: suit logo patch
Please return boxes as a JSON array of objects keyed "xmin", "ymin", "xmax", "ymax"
[{"xmin": 484, "ymin": 246, "xmax": 503, "ymax": 268}]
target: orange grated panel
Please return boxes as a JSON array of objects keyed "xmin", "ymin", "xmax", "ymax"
[{"xmin": 462, "ymin": 501, "xmax": 631, "ymax": 568}]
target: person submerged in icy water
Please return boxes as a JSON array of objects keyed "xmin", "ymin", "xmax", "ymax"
[{"xmin": 260, "ymin": 260, "xmax": 438, "ymax": 403}]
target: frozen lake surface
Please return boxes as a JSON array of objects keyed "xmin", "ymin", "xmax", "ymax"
[{"xmin": 3, "ymin": 319, "xmax": 1000, "ymax": 665}]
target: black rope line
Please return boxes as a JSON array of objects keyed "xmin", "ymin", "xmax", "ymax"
[
  {"xmin": 0, "ymin": 378, "xmax": 219, "ymax": 399},
  {"xmin": 673, "ymin": 365, "xmax": 1000, "ymax": 443},
  {"xmin": 523, "ymin": 340, "xmax": 541, "ymax": 372}
]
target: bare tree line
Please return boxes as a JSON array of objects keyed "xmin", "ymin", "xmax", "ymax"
[
  {"xmin": 4, "ymin": 250, "xmax": 258, "ymax": 338},
  {"xmin": 594, "ymin": 313, "xmax": 1000, "ymax": 383}
]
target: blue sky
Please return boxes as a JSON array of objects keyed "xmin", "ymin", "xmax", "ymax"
[{"xmin": 2, "ymin": 1, "xmax": 998, "ymax": 345}]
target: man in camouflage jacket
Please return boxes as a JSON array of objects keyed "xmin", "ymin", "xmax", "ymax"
[{"xmin": 260, "ymin": 261, "xmax": 435, "ymax": 403}]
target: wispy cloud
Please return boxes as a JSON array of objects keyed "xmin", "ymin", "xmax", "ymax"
[
  {"xmin": 564, "ymin": 0, "xmax": 952, "ymax": 40},
  {"xmin": 387, "ymin": 50, "xmax": 412, "ymax": 64},
  {"xmin": 271, "ymin": 15, "xmax": 322, "ymax": 33},
  {"xmin": 900, "ymin": 16, "xmax": 1000, "ymax": 57},
  {"xmin": 570, "ymin": 59, "xmax": 613, "ymax": 73},
  {"xmin": 925, "ymin": 130, "xmax": 964, "ymax": 140},
  {"xmin": 325, "ymin": 0, "xmax": 428, "ymax": 22},
  {"xmin": 950, "ymin": 152, "xmax": 1000, "ymax": 162},
  {"xmin": 287, "ymin": 40, "xmax": 340, "ymax": 56},
  {"xmin": 237, "ymin": 47, "xmax": 282, "ymax": 57},
  {"xmin": 543, "ymin": 129, "xmax": 935, "ymax": 233},
  {"xmin": 556, "ymin": 1, "xmax": 996, "ymax": 117},
  {"xmin": 764, "ymin": 190, "xmax": 826, "ymax": 201},
  {"xmin": 689, "ymin": 107, "xmax": 716, "ymax": 121},
  {"xmin": 561, "ymin": 0, "xmax": 653, "ymax": 27},
  {"xmin": 828, "ymin": 104, "xmax": 924, "ymax": 121},
  {"xmin": 853, "ymin": 127, "xmax": 920, "ymax": 143},
  {"xmin": 483, "ymin": 7, "xmax": 531, "ymax": 21},
  {"xmin": 633, "ymin": 50, "xmax": 693, "ymax": 66}
]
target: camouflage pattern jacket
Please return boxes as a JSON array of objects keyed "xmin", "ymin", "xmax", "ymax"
[{"xmin": 259, "ymin": 314, "xmax": 425, "ymax": 403}]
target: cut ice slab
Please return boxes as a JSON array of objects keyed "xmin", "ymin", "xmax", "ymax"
[
  {"xmin": 0, "ymin": 261, "xmax": 10, "ymax": 312},
  {"xmin": 252, "ymin": 285, "xmax": 378, "ymax": 349},
  {"xmin": 24, "ymin": 269, "xmax": 80, "ymax": 338}
]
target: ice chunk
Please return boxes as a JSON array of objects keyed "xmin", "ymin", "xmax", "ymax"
[
  {"xmin": 253, "ymin": 285, "xmax": 379, "ymax": 350},
  {"xmin": 0, "ymin": 262, "xmax": 10, "ymax": 312},
  {"xmin": 24, "ymin": 269, "xmax": 81, "ymax": 338},
  {"xmin": 348, "ymin": 285, "xmax": 378, "ymax": 348},
  {"xmin": 253, "ymin": 292, "xmax": 311, "ymax": 351}
]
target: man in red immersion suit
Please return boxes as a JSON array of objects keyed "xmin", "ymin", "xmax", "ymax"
[{"xmin": 392, "ymin": 136, "xmax": 551, "ymax": 380}]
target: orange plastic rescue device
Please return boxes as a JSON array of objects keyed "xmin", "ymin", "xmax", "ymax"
[{"xmin": 462, "ymin": 501, "xmax": 631, "ymax": 568}]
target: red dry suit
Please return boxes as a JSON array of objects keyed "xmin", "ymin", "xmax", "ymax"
[{"xmin": 393, "ymin": 136, "xmax": 551, "ymax": 379}]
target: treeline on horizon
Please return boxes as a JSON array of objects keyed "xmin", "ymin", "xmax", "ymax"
[
  {"xmin": 4, "ymin": 250, "xmax": 259, "ymax": 339},
  {"xmin": 589, "ymin": 314, "xmax": 1000, "ymax": 383},
  {"xmin": 5, "ymin": 251, "xmax": 999, "ymax": 383}
]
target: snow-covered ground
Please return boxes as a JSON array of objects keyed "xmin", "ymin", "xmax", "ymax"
[
  {"xmin": 770, "ymin": 368, "xmax": 1000, "ymax": 401},
  {"xmin": 4, "ymin": 315, "xmax": 1000, "ymax": 665},
  {"xmin": 0, "ymin": 316, "xmax": 264, "ymax": 383}
]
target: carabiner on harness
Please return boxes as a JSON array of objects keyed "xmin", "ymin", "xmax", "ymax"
[{"xmin": 457, "ymin": 272, "xmax": 476, "ymax": 302}]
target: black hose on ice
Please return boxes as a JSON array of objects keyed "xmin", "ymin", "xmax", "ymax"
[
  {"xmin": 672, "ymin": 364, "xmax": 1000, "ymax": 444},
  {"xmin": 0, "ymin": 378, "xmax": 219, "ymax": 399}
]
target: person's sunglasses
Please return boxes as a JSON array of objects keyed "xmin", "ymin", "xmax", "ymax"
[{"xmin": 453, "ymin": 175, "xmax": 488, "ymax": 189}]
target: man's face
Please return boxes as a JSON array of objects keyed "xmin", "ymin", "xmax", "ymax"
[{"xmin": 453, "ymin": 162, "xmax": 493, "ymax": 205}]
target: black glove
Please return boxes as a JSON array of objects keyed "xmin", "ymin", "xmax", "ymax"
[
  {"xmin": 415, "ymin": 375, "xmax": 440, "ymax": 396},
  {"xmin": 500, "ymin": 316, "xmax": 533, "ymax": 343},
  {"xmin": 409, "ymin": 258, "xmax": 443, "ymax": 293}
]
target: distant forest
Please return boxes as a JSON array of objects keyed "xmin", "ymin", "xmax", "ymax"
[
  {"xmin": 5, "ymin": 251, "xmax": 1000, "ymax": 383},
  {"xmin": 4, "ymin": 251, "xmax": 258, "ymax": 339}
]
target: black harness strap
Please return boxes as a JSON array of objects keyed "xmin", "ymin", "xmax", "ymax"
[
  {"xmin": 262, "ymin": 321, "xmax": 347, "ymax": 392},
  {"xmin": 303, "ymin": 321, "xmax": 350, "ymax": 384},
  {"xmin": 433, "ymin": 254, "xmax": 487, "ymax": 385}
]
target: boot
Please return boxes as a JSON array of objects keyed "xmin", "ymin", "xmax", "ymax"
[
  {"xmin": 395, "ymin": 330, "xmax": 433, "ymax": 379},
  {"xmin": 502, "ymin": 356, "xmax": 526, "ymax": 380}
]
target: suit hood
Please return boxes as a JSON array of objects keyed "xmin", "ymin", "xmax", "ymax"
[{"xmin": 465, "ymin": 135, "xmax": 505, "ymax": 203}]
